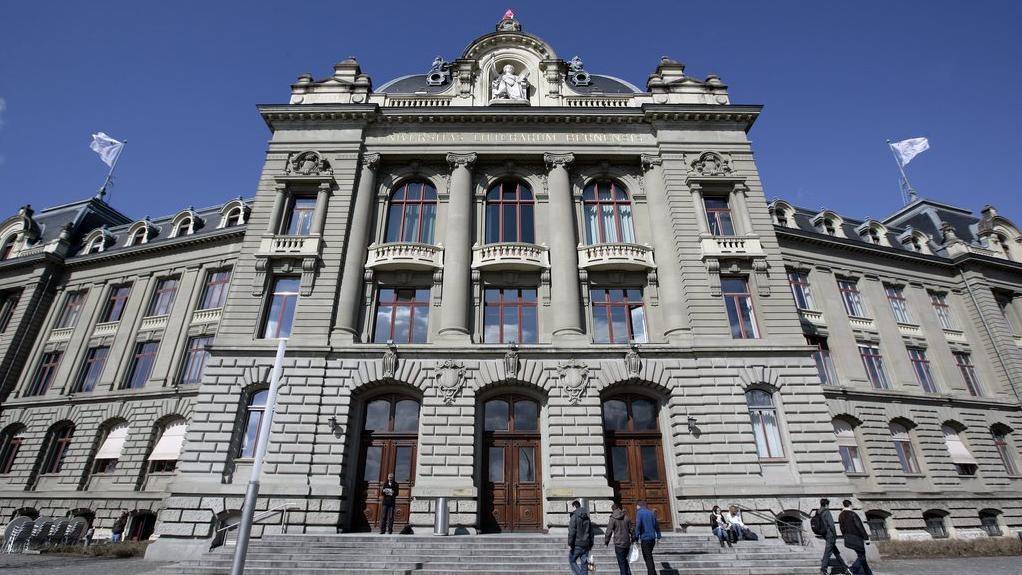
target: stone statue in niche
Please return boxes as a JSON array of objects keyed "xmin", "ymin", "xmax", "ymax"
[
  {"xmin": 490, "ymin": 62, "xmax": 530, "ymax": 102},
  {"xmin": 287, "ymin": 151, "xmax": 332, "ymax": 176}
]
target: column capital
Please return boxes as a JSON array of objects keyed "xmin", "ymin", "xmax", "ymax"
[
  {"xmin": 640, "ymin": 153, "xmax": 663, "ymax": 171},
  {"xmin": 446, "ymin": 152, "xmax": 477, "ymax": 169},
  {"xmin": 544, "ymin": 152, "xmax": 575, "ymax": 169},
  {"xmin": 362, "ymin": 152, "xmax": 381, "ymax": 171},
  {"xmin": 274, "ymin": 183, "xmax": 287, "ymax": 194},
  {"xmin": 317, "ymin": 182, "xmax": 333, "ymax": 194}
]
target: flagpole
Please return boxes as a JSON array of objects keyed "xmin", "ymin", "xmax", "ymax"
[
  {"xmin": 97, "ymin": 140, "xmax": 127, "ymax": 202},
  {"xmin": 885, "ymin": 139, "xmax": 915, "ymax": 205}
]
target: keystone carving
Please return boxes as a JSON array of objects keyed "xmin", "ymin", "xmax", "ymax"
[
  {"xmin": 624, "ymin": 343, "xmax": 641, "ymax": 378},
  {"xmin": 382, "ymin": 343, "xmax": 398, "ymax": 379},
  {"xmin": 557, "ymin": 360, "xmax": 590, "ymax": 404},
  {"xmin": 436, "ymin": 359, "xmax": 467, "ymax": 405},
  {"xmin": 504, "ymin": 343, "xmax": 520, "ymax": 379}
]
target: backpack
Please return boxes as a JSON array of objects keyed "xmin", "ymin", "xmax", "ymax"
[{"xmin": 809, "ymin": 510, "xmax": 826, "ymax": 537}]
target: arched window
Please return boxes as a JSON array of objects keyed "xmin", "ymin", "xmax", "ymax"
[
  {"xmin": 239, "ymin": 390, "xmax": 268, "ymax": 458},
  {"xmin": 991, "ymin": 425, "xmax": 1019, "ymax": 476},
  {"xmin": 865, "ymin": 511, "xmax": 891, "ymax": 541},
  {"xmin": 746, "ymin": 390, "xmax": 784, "ymax": 459},
  {"xmin": 364, "ymin": 395, "xmax": 421, "ymax": 434},
  {"xmin": 484, "ymin": 396, "xmax": 539, "ymax": 433},
  {"xmin": 91, "ymin": 421, "xmax": 129, "ymax": 475},
  {"xmin": 922, "ymin": 510, "xmax": 949, "ymax": 539},
  {"xmin": 224, "ymin": 208, "xmax": 244, "ymax": 228},
  {"xmin": 147, "ymin": 419, "xmax": 186, "ymax": 474},
  {"xmin": 0, "ymin": 424, "xmax": 26, "ymax": 474},
  {"xmin": 85, "ymin": 236, "xmax": 104, "ymax": 254},
  {"xmin": 776, "ymin": 513, "xmax": 804, "ymax": 545},
  {"xmin": 601, "ymin": 396, "xmax": 657, "ymax": 432},
  {"xmin": 1, "ymin": 235, "xmax": 17, "ymax": 260},
  {"xmin": 582, "ymin": 181, "xmax": 634, "ymax": 245},
  {"xmin": 127, "ymin": 227, "xmax": 147, "ymax": 247},
  {"xmin": 40, "ymin": 423, "xmax": 74, "ymax": 475},
  {"xmin": 385, "ymin": 181, "xmax": 437, "ymax": 244},
  {"xmin": 979, "ymin": 509, "xmax": 1002, "ymax": 536},
  {"xmin": 889, "ymin": 421, "xmax": 920, "ymax": 474},
  {"xmin": 485, "ymin": 180, "xmax": 534, "ymax": 244},
  {"xmin": 942, "ymin": 424, "xmax": 978, "ymax": 476},
  {"xmin": 173, "ymin": 217, "xmax": 192, "ymax": 237},
  {"xmin": 833, "ymin": 418, "xmax": 864, "ymax": 473}
]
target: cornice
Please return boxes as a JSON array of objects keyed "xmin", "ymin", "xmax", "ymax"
[
  {"xmin": 823, "ymin": 385, "xmax": 1022, "ymax": 412},
  {"xmin": 66, "ymin": 227, "xmax": 246, "ymax": 269},
  {"xmin": 774, "ymin": 225, "xmax": 954, "ymax": 269}
]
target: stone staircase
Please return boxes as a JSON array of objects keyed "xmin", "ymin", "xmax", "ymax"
[{"xmin": 161, "ymin": 533, "xmax": 822, "ymax": 575}]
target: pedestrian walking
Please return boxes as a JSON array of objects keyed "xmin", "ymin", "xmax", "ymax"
[
  {"xmin": 379, "ymin": 472, "xmax": 399, "ymax": 534},
  {"xmin": 84, "ymin": 525, "xmax": 95, "ymax": 546},
  {"xmin": 634, "ymin": 501, "xmax": 661, "ymax": 575},
  {"xmin": 709, "ymin": 505, "xmax": 732, "ymax": 548},
  {"xmin": 816, "ymin": 498, "xmax": 849, "ymax": 575},
  {"xmin": 111, "ymin": 511, "xmax": 128, "ymax": 543},
  {"xmin": 604, "ymin": 502, "xmax": 635, "ymax": 575},
  {"xmin": 567, "ymin": 500, "xmax": 594, "ymax": 575},
  {"xmin": 838, "ymin": 500, "xmax": 873, "ymax": 575}
]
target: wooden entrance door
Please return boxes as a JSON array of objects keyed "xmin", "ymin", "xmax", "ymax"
[
  {"xmin": 481, "ymin": 395, "xmax": 543, "ymax": 532},
  {"xmin": 602, "ymin": 395, "xmax": 672, "ymax": 530},
  {"xmin": 352, "ymin": 394, "xmax": 419, "ymax": 533}
]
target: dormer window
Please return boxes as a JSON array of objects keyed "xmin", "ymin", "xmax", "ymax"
[
  {"xmin": 775, "ymin": 210, "xmax": 789, "ymax": 227},
  {"xmin": 174, "ymin": 217, "xmax": 193, "ymax": 237},
  {"xmin": 86, "ymin": 237, "xmax": 104, "ymax": 254},
  {"xmin": 1, "ymin": 236, "xmax": 16, "ymax": 260},
  {"xmin": 866, "ymin": 228, "xmax": 882, "ymax": 245},
  {"xmin": 822, "ymin": 219, "xmax": 836, "ymax": 236},
  {"xmin": 224, "ymin": 208, "xmax": 243, "ymax": 228},
  {"xmin": 910, "ymin": 236, "xmax": 923, "ymax": 252},
  {"xmin": 127, "ymin": 228, "xmax": 147, "ymax": 247}
]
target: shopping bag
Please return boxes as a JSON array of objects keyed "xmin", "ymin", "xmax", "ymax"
[
  {"xmin": 587, "ymin": 554, "xmax": 597, "ymax": 572},
  {"xmin": 628, "ymin": 543, "xmax": 641, "ymax": 563}
]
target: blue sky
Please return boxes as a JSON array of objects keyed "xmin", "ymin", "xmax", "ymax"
[{"xmin": 2, "ymin": 1, "xmax": 1021, "ymax": 225}]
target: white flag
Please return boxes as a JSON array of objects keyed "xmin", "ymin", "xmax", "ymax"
[
  {"xmin": 90, "ymin": 132, "xmax": 124, "ymax": 167},
  {"xmin": 889, "ymin": 137, "xmax": 929, "ymax": 167}
]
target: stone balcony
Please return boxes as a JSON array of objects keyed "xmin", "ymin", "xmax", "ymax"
[
  {"xmin": 48, "ymin": 326, "xmax": 74, "ymax": 343},
  {"xmin": 472, "ymin": 242, "xmax": 549, "ymax": 271},
  {"xmin": 257, "ymin": 234, "xmax": 321, "ymax": 257},
  {"xmin": 798, "ymin": 309, "xmax": 826, "ymax": 327},
  {"xmin": 92, "ymin": 321, "xmax": 119, "ymax": 337},
  {"xmin": 848, "ymin": 315, "xmax": 877, "ymax": 332},
  {"xmin": 191, "ymin": 307, "xmax": 223, "ymax": 325},
  {"xmin": 699, "ymin": 235, "xmax": 765, "ymax": 259},
  {"xmin": 139, "ymin": 315, "xmax": 168, "ymax": 331},
  {"xmin": 366, "ymin": 242, "xmax": 444, "ymax": 271},
  {"xmin": 577, "ymin": 243, "xmax": 655, "ymax": 271},
  {"xmin": 898, "ymin": 322, "xmax": 923, "ymax": 337},
  {"xmin": 943, "ymin": 328, "xmax": 968, "ymax": 342}
]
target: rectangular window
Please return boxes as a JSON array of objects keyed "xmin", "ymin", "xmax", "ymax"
[
  {"xmin": 0, "ymin": 433, "xmax": 23, "ymax": 474},
  {"xmin": 980, "ymin": 514, "xmax": 1002, "ymax": 537},
  {"xmin": 199, "ymin": 269, "xmax": 232, "ymax": 310},
  {"xmin": 55, "ymin": 291, "xmax": 87, "ymax": 329},
  {"xmin": 953, "ymin": 352, "xmax": 983, "ymax": 396},
  {"xmin": 787, "ymin": 270, "xmax": 815, "ymax": 310},
  {"xmin": 858, "ymin": 344, "xmax": 891, "ymax": 390},
  {"xmin": 101, "ymin": 284, "xmax": 132, "ymax": 323},
  {"xmin": 75, "ymin": 346, "xmax": 109, "ymax": 393},
  {"xmin": 123, "ymin": 341, "xmax": 159, "ymax": 389},
  {"xmin": 907, "ymin": 347, "xmax": 938, "ymax": 393},
  {"xmin": 838, "ymin": 279, "xmax": 867, "ymax": 317},
  {"xmin": 703, "ymin": 197, "xmax": 735, "ymax": 236},
  {"xmin": 591, "ymin": 288, "xmax": 647, "ymax": 344},
  {"xmin": 373, "ymin": 288, "xmax": 430, "ymax": 344},
  {"xmin": 26, "ymin": 351, "xmax": 62, "ymax": 396},
  {"xmin": 261, "ymin": 277, "xmax": 301, "ymax": 339},
  {"xmin": 180, "ymin": 335, "xmax": 214, "ymax": 385},
  {"xmin": 924, "ymin": 516, "xmax": 948, "ymax": 539},
  {"xmin": 996, "ymin": 297, "xmax": 1017, "ymax": 336},
  {"xmin": 722, "ymin": 278, "xmax": 759, "ymax": 339},
  {"xmin": 146, "ymin": 277, "xmax": 179, "ymax": 317},
  {"xmin": 483, "ymin": 288, "xmax": 538, "ymax": 344},
  {"xmin": 930, "ymin": 291, "xmax": 957, "ymax": 330},
  {"xmin": 282, "ymin": 196, "xmax": 316, "ymax": 236},
  {"xmin": 993, "ymin": 432, "xmax": 1019, "ymax": 476},
  {"xmin": 891, "ymin": 435, "xmax": 921, "ymax": 474},
  {"xmin": 0, "ymin": 291, "xmax": 19, "ymax": 333},
  {"xmin": 885, "ymin": 284, "xmax": 913, "ymax": 324},
  {"xmin": 148, "ymin": 460, "xmax": 178, "ymax": 473},
  {"xmin": 41, "ymin": 427, "xmax": 73, "ymax": 475},
  {"xmin": 806, "ymin": 336, "xmax": 837, "ymax": 386}
]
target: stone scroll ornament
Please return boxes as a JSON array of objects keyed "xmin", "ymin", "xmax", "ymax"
[
  {"xmin": 689, "ymin": 151, "xmax": 733, "ymax": 177},
  {"xmin": 557, "ymin": 361, "xmax": 590, "ymax": 404},
  {"xmin": 285, "ymin": 151, "xmax": 332, "ymax": 176},
  {"xmin": 435, "ymin": 359, "xmax": 467, "ymax": 404}
]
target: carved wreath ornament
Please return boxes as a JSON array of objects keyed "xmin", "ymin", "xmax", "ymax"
[
  {"xmin": 435, "ymin": 359, "xmax": 467, "ymax": 405},
  {"xmin": 557, "ymin": 361, "xmax": 590, "ymax": 405}
]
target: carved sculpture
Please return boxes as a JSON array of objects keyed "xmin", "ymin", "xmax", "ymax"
[
  {"xmin": 490, "ymin": 62, "xmax": 530, "ymax": 102},
  {"xmin": 557, "ymin": 361, "xmax": 590, "ymax": 404},
  {"xmin": 436, "ymin": 359, "xmax": 466, "ymax": 404},
  {"xmin": 286, "ymin": 151, "xmax": 332, "ymax": 176},
  {"xmin": 689, "ymin": 152, "xmax": 734, "ymax": 177},
  {"xmin": 504, "ymin": 342, "xmax": 520, "ymax": 378},
  {"xmin": 382, "ymin": 343, "xmax": 398, "ymax": 379},
  {"xmin": 496, "ymin": 9, "xmax": 522, "ymax": 32},
  {"xmin": 625, "ymin": 343, "xmax": 641, "ymax": 378},
  {"xmin": 567, "ymin": 56, "xmax": 592, "ymax": 87},
  {"xmin": 426, "ymin": 56, "xmax": 451, "ymax": 87}
]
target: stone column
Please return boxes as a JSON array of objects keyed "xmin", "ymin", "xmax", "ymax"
[
  {"xmin": 732, "ymin": 183, "xmax": 756, "ymax": 236},
  {"xmin": 642, "ymin": 154, "xmax": 692, "ymax": 342},
  {"xmin": 544, "ymin": 153, "xmax": 586, "ymax": 342},
  {"xmin": 266, "ymin": 183, "xmax": 287, "ymax": 234},
  {"xmin": 333, "ymin": 153, "xmax": 380, "ymax": 343},
  {"xmin": 438, "ymin": 153, "xmax": 476, "ymax": 342},
  {"xmin": 688, "ymin": 182, "xmax": 710, "ymax": 235},
  {"xmin": 310, "ymin": 182, "xmax": 332, "ymax": 236}
]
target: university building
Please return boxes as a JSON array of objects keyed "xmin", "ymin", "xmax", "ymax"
[{"xmin": 0, "ymin": 12, "xmax": 1019, "ymax": 556}]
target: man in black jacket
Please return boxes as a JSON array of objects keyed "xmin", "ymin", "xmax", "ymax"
[
  {"xmin": 818, "ymin": 498, "xmax": 848, "ymax": 575},
  {"xmin": 379, "ymin": 473, "xmax": 398, "ymax": 534},
  {"xmin": 838, "ymin": 500, "xmax": 873, "ymax": 575},
  {"xmin": 567, "ymin": 500, "xmax": 594, "ymax": 575}
]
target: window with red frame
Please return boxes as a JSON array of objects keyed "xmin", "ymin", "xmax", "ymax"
[
  {"xmin": 373, "ymin": 288, "xmax": 430, "ymax": 344},
  {"xmin": 122, "ymin": 342, "xmax": 159, "ymax": 390},
  {"xmin": 0, "ymin": 427, "xmax": 24, "ymax": 474},
  {"xmin": 199, "ymin": 269, "xmax": 232, "ymax": 310},
  {"xmin": 26, "ymin": 351, "xmax": 62, "ymax": 396},
  {"xmin": 591, "ymin": 288, "xmax": 646, "ymax": 344},
  {"xmin": 992, "ymin": 428, "xmax": 1019, "ymax": 476},
  {"xmin": 885, "ymin": 284, "xmax": 912, "ymax": 324},
  {"xmin": 384, "ymin": 181, "xmax": 437, "ymax": 244},
  {"xmin": 261, "ymin": 277, "xmax": 300, "ymax": 339},
  {"xmin": 787, "ymin": 270, "xmax": 814, "ymax": 310},
  {"xmin": 282, "ymin": 196, "xmax": 316, "ymax": 236},
  {"xmin": 101, "ymin": 284, "xmax": 132, "ymax": 323},
  {"xmin": 858, "ymin": 344, "xmax": 891, "ymax": 390},
  {"xmin": 180, "ymin": 336, "xmax": 214, "ymax": 385},
  {"xmin": 838, "ymin": 279, "xmax": 867, "ymax": 317},
  {"xmin": 75, "ymin": 346, "xmax": 109, "ymax": 393},
  {"xmin": 483, "ymin": 288, "xmax": 538, "ymax": 344},
  {"xmin": 40, "ymin": 424, "xmax": 74, "ymax": 475},
  {"xmin": 582, "ymin": 181, "xmax": 634, "ymax": 244},
  {"xmin": 55, "ymin": 291, "xmax": 87, "ymax": 329},
  {"xmin": 953, "ymin": 352, "xmax": 983, "ymax": 396},
  {"xmin": 0, "ymin": 291, "xmax": 19, "ymax": 333},
  {"xmin": 485, "ymin": 181, "xmax": 535, "ymax": 244},
  {"xmin": 907, "ymin": 347, "xmax": 938, "ymax": 393},
  {"xmin": 722, "ymin": 278, "xmax": 759, "ymax": 339},
  {"xmin": 929, "ymin": 291, "xmax": 957, "ymax": 330},
  {"xmin": 146, "ymin": 277, "xmax": 179, "ymax": 317},
  {"xmin": 703, "ymin": 196, "xmax": 735, "ymax": 236},
  {"xmin": 806, "ymin": 336, "xmax": 836, "ymax": 386}
]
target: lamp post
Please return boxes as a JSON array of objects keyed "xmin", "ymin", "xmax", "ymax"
[{"xmin": 229, "ymin": 338, "xmax": 287, "ymax": 575}]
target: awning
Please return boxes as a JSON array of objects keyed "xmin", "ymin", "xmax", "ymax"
[
  {"xmin": 833, "ymin": 420, "xmax": 858, "ymax": 446},
  {"xmin": 94, "ymin": 424, "xmax": 129, "ymax": 460},
  {"xmin": 943, "ymin": 427, "xmax": 978, "ymax": 465},
  {"xmin": 148, "ymin": 422, "xmax": 186, "ymax": 461}
]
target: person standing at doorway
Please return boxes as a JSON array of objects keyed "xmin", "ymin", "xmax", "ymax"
[
  {"xmin": 634, "ymin": 501, "xmax": 661, "ymax": 575},
  {"xmin": 111, "ymin": 512, "xmax": 127, "ymax": 543},
  {"xmin": 604, "ymin": 502, "xmax": 635, "ymax": 575},
  {"xmin": 567, "ymin": 500, "xmax": 594, "ymax": 575},
  {"xmin": 817, "ymin": 498, "xmax": 848, "ymax": 575},
  {"xmin": 379, "ymin": 473, "xmax": 398, "ymax": 535},
  {"xmin": 839, "ymin": 500, "xmax": 873, "ymax": 575}
]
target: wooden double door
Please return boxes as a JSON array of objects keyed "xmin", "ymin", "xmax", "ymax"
[
  {"xmin": 480, "ymin": 395, "xmax": 543, "ymax": 533},
  {"xmin": 351, "ymin": 394, "xmax": 420, "ymax": 533},
  {"xmin": 603, "ymin": 396, "xmax": 672, "ymax": 530}
]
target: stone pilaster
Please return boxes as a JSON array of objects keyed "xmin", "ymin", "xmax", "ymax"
[
  {"xmin": 266, "ymin": 183, "xmax": 286, "ymax": 234},
  {"xmin": 641, "ymin": 154, "xmax": 692, "ymax": 342},
  {"xmin": 333, "ymin": 153, "xmax": 380, "ymax": 343},
  {"xmin": 544, "ymin": 153, "xmax": 586, "ymax": 343},
  {"xmin": 438, "ymin": 153, "xmax": 476, "ymax": 343},
  {"xmin": 310, "ymin": 182, "xmax": 332, "ymax": 236}
]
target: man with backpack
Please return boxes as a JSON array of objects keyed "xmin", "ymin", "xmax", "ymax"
[
  {"xmin": 838, "ymin": 500, "xmax": 873, "ymax": 575},
  {"xmin": 567, "ymin": 500, "xmax": 594, "ymax": 575},
  {"xmin": 811, "ymin": 498, "xmax": 849, "ymax": 575}
]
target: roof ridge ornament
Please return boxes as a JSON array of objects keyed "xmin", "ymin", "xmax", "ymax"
[
  {"xmin": 426, "ymin": 56, "xmax": 451, "ymax": 87},
  {"xmin": 497, "ymin": 9, "xmax": 522, "ymax": 32},
  {"xmin": 567, "ymin": 56, "xmax": 591, "ymax": 87}
]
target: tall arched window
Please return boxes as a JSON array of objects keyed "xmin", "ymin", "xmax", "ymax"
[
  {"xmin": 355, "ymin": 394, "xmax": 421, "ymax": 533},
  {"xmin": 91, "ymin": 421, "xmax": 129, "ymax": 475},
  {"xmin": 0, "ymin": 424, "xmax": 26, "ymax": 474},
  {"xmin": 147, "ymin": 419, "xmax": 186, "ymax": 474},
  {"xmin": 385, "ymin": 181, "xmax": 437, "ymax": 244},
  {"xmin": 485, "ymin": 180, "xmax": 534, "ymax": 244},
  {"xmin": 40, "ymin": 422, "xmax": 74, "ymax": 474},
  {"xmin": 942, "ymin": 424, "xmax": 978, "ymax": 476},
  {"xmin": 239, "ymin": 390, "xmax": 268, "ymax": 458},
  {"xmin": 582, "ymin": 181, "xmax": 634, "ymax": 245},
  {"xmin": 833, "ymin": 418, "xmax": 864, "ymax": 473},
  {"xmin": 991, "ymin": 425, "xmax": 1019, "ymax": 476},
  {"xmin": 889, "ymin": 421, "xmax": 920, "ymax": 474},
  {"xmin": 746, "ymin": 390, "xmax": 784, "ymax": 459}
]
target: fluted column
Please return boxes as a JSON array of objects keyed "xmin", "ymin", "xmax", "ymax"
[
  {"xmin": 333, "ymin": 153, "xmax": 380, "ymax": 343},
  {"xmin": 544, "ymin": 153, "xmax": 586, "ymax": 342},
  {"xmin": 438, "ymin": 153, "xmax": 477, "ymax": 342},
  {"xmin": 641, "ymin": 154, "xmax": 692, "ymax": 342}
]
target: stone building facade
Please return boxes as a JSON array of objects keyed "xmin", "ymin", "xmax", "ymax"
[{"xmin": 1, "ymin": 12, "xmax": 1019, "ymax": 557}]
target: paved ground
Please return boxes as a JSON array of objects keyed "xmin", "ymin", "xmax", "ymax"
[{"xmin": 878, "ymin": 556, "xmax": 1020, "ymax": 575}]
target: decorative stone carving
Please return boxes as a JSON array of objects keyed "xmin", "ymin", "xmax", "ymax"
[
  {"xmin": 382, "ymin": 343, "xmax": 398, "ymax": 379},
  {"xmin": 567, "ymin": 56, "xmax": 591, "ymax": 87},
  {"xmin": 624, "ymin": 344, "xmax": 641, "ymax": 378},
  {"xmin": 557, "ymin": 361, "xmax": 590, "ymax": 404},
  {"xmin": 489, "ymin": 62, "xmax": 530, "ymax": 103},
  {"xmin": 504, "ymin": 342, "xmax": 520, "ymax": 379},
  {"xmin": 496, "ymin": 9, "xmax": 522, "ymax": 32},
  {"xmin": 543, "ymin": 152, "xmax": 575, "ymax": 170},
  {"xmin": 426, "ymin": 56, "xmax": 451, "ymax": 86},
  {"xmin": 640, "ymin": 154, "xmax": 663, "ymax": 171},
  {"xmin": 361, "ymin": 152, "xmax": 381, "ymax": 171},
  {"xmin": 689, "ymin": 152, "xmax": 733, "ymax": 177},
  {"xmin": 435, "ymin": 359, "xmax": 467, "ymax": 405},
  {"xmin": 286, "ymin": 151, "xmax": 332, "ymax": 176},
  {"xmin": 447, "ymin": 152, "xmax": 478, "ymax": 170}
]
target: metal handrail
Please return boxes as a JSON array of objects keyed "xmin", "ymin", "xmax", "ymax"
[
  {"xmin": 735, "ymin": 504, "xmax": 810, "ymax": 547},
  {"xmin": 210, "ymin": 503, "xmax": 299, "ymax": 550}
]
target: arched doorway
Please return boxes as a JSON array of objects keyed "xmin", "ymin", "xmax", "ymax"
[
  {"xmin": 481, "ymin": 394, "xmax": 542, "ymax": 532},
  {"xmin": 602, "ymin": 394, "xmax": 672, "ymax": 530},
  {"xmin": 351, "ymin": 393, "xmax": 420, "ymax": 533},
  {"xmin": 126, "ymin": 510, "xmax": 157, "ymax": 541}
]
